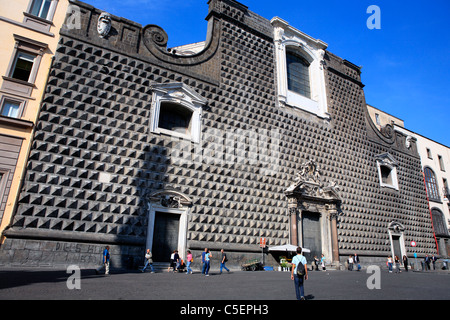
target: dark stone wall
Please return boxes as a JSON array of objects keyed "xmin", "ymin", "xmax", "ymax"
[{"xmin": 0, "ymin": 0, "xmax": 436, "ymax": 268}]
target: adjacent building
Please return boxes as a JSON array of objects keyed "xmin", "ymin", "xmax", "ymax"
[
  {"xmin": 0, "ymin": 0, "xmax": 69, "ymax": 239},
  {"xmin": 395, "ymin": 126, "xmax": 450, "ymax": 257},
  {"xmin": 0, "ymin": 0, "xmax": 439, "ymax": 269}
]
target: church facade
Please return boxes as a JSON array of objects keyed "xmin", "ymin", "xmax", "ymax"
[{"xmin": 0, "ymin": 0, "xmax": 437, "ymax": 269}]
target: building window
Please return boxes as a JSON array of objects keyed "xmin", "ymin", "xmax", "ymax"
[
  {"xmin": 150, "ymin": 82, "xmax": 207, "ymax": 143},
  {"xmin": 375, "ymin": 113, "xmax": 381, "ymax": 125},
  {"xmin": 424, "ymin": 167, "xmax": 440, "ymax": 202},
  {"xmin": 1, "ymin": 35, "xmax": 47, "ymax": 98},
  {"xmin": 376, "ymin": 153, "xmax": 399, "ymax": 190},
  {"xmin": 22, "ymin": 0, "xmax": 59, "ymax": 33},
  {"xmin": 443, "ymin": 178, "xmax": 449, "ymax": 201},
  {"xmin": 0, "ymin": 98, "xmax": 23, "ymax": 118},
  {"xmin": 426, "ymin": 148, "xmax": 432, "ymax": 159},
  {"xmin": 380, "ymin": 165, "xmax": 393, "ymax": 185},
  {"xmin": 271, "ymin": 17, "xmax": 329, "ymax": 119},
  {"xmin": 10, "ymin": 51, "xmax": 36, "ymax": 82},
  {"xmin": 431, "ymin": 208, "xmax": 449, "ymax": 236},
  {"xmin": 29, "ymin": 0, "xmax": 53, "ymax": 20},
  {"xmin": 158, "ymin": 102, "xmax": 193, "ymax": 135},
  {"xmin": 438, "ymin": 155, "xmax": 445, "ymax": 171},
  {"xmin": 286, "ymin": 51, "xmax": 311, "ymax": 99}
]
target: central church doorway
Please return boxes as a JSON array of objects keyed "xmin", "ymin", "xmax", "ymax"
[
  {"xmin": 152, "ymin": 212, "xmax": 180, "ymax": 262},
  {"xmin": 302, "ymin": 211, "xmax": 322, "ymax": 260}
]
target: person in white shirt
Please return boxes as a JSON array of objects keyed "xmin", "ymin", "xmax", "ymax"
[{"xmin": 290, "ymin": 247, "xmax": 308, "ymax": 300}]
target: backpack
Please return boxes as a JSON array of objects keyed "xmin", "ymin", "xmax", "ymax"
[{"xmin": 296, "ymin": 260, "xmax": 305, "ymax": 277}]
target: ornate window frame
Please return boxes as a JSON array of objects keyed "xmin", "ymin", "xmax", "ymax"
[
  {"xmin": 150, "ymin": 82, "xmax": 207, "ymax": 143},
  {"xmin": 271, "ymin": 17, "xmax": 329, "ymax": 119},
  {"xmin": 1, "ymin": 35, "xmax": 47, "ymax": 98},
  {"xmin": 375, "ymin": 153, "xmax": 399, "ymax": 190},
  {"xmin": 23, "ymin": 0, "xmax": 59, "ymax": 33}
]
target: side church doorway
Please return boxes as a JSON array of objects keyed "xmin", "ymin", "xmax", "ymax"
[
  {"xmin": 146, "ymin": 190, "xmax": 192, "ymax": 262},
  {"xmin": 152, "ymin": 212, "xmax": 181, "ymax": 262}
]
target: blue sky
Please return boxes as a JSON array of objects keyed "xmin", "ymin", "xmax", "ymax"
[{"xmin": 86, "ymin": 0, "xmax": 450, "ymax": 146}]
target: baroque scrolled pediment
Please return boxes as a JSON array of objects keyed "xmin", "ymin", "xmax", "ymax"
[{"xmin": 285, "ymin": 159, "xmax": 341, "ymax": 203}]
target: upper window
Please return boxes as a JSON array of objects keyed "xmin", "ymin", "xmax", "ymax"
[
  {"xmin": 424, "ymin": 167, "xmax": 440, "ymax": 202},
  {"xmin": 1, "ymin": 98, "xmax": 22, "ymax": 118},
  {"xmin": 376, "ymin": 153, "xmax": 399, "ymax": 190},
  {"xmin": 1, "ymin": 35, "xmax": 47, "ymax": 98},
  {"xmin": 271, "ymin": 17, "xmax": 329, "ymax": 119},
  {"xmin": 150, "ymin": 82, "xmax": 207, "ymax": 143},
  {"xmin": 158, "ymin": 102, "xmax": 193, "ymax": 135},
  {"xmin": 438, "ymin": 155, "xmax": 445, "ymax": 171},
  {"xmin": 10, "ymin": 52, "xmax": 36, "ymax": 82},
  {"xmin": 22, "ymin": 0, "xmax": 59, "ymax": 33},
  {"xmin": 375, "ymin": 113, "xmax": 381, "ymax": 125},
  {"xmin": 29, "ymin": 0, "xmax": 53, "ymax": 20},
  {"xmin": 286, "ymin": 51, "xmax": 311, "ymax": 99}
]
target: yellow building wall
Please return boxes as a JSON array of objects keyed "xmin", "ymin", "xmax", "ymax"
[{"xmin": 0, "ymin": 0, "xmax": 69, "ymax": 239}]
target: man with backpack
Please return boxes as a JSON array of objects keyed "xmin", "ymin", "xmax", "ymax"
[{"xmin": 290, "ymin": 246, "xmax": 308, "ymax": 300}]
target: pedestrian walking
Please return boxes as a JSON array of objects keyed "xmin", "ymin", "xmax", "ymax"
[
  {"xmin": 320, "ymin": 254, "xmax": 326, "ymax": 271},
  {"xmin": 168, "ymin": 250, "xmax": 175, "ymax": 272},
  {"xmin": 348, "ymin": 255, "xmax": 354, "ymax": 271},
  {"xmin": 313, "ymin": 256, "xmax": 319, "ymax": 271},
  {"xmin": 387, "ymin": 256, "xmax": 393, "ymax": 273},
  {"xmin": 141, "ymin": 249, "xmax": 155, "ymax": 273},
  {"xmin": 205, "ymin": 249, "xmax": 212, "ymax": 276},
  {"xmin": 431, "ymin": 254, "xmax": 437, "ymax": 270},
  {"xmin": 220, "ymin": 249, "xmax": 230, "ymax": 273},
  {"xmin": 96, "ymin": 246, "xmax": 110, "ymax": 275},
  {"xmin": 424, "ymin": 255, "xmax": 431, "ymax": 271},
  {"xmin": 173, "ymin": 250, "xmax": 180, "ymax": 272},
  {"xmin": 394, "ymin": 255, "xmax": 401, "ymax": 273},
  {"xmin": 201, "ymin": 248, "xmax": 208, "ymax": 274},
  {"xmin": 403, "ymin": 255, "xmax": 408, "ymax": 272},
  {"xmin": 186, "ymin": 250, "xmax": 193, "ymax": 274},
  {"xmin": 290, "ymin": 246, "xmax": 308, "ymax": 300},
  {"xmin": 354, "ymin": 253, "xmax": 361, "ymax": 271}
]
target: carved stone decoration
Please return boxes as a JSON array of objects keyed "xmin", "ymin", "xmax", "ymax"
[
  {"xmin": 286, "ymin": 159, "xmax": 340, "ymax": 202},
  {"xmin": 388, "ymin": 221, "xmax": 405, "ymax": 233},
  {"xmin": 147, "ymin": 189, "xmax": 193, "ymax": 209},
  {"xmin": 97, "ymin": 12, "xmax": 112, "ymax": 38},
  {"xmin": 405, "ymin": 135, "xmax": 412, "ymax": 149},
  {"xmin": 160, "ymin": 196, "xmax": 181, "ymax": 208}
]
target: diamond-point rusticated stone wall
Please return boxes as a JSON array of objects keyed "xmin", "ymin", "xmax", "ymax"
[{"xmin": 0, "ymin": 0, "xmax": 436, "ymax": 269}]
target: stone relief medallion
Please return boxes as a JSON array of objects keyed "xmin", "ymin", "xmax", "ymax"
[{"xmin": 97, "ymin": 12, "xmax": 112, "ymax": 38}]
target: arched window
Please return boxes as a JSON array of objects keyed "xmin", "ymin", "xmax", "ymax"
[
  {"xmin": 424, "ymin": 167, "xmax": 440, "ymax": 202},
  {"xmin": 286, "ymin": 51, "xmax": 311, "ymax": 99},
  {"xmin": 271, "ymin": 17, "xmax": 329, "ymax": 119},
  {"xmin": 431, "ymin": 208, "xmax": 449, "ymax": 236}
]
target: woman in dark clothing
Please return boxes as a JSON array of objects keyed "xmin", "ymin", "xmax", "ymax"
[{"xmin": 403, "ymin": 255, "xmax": 408, "ymax": 272}]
